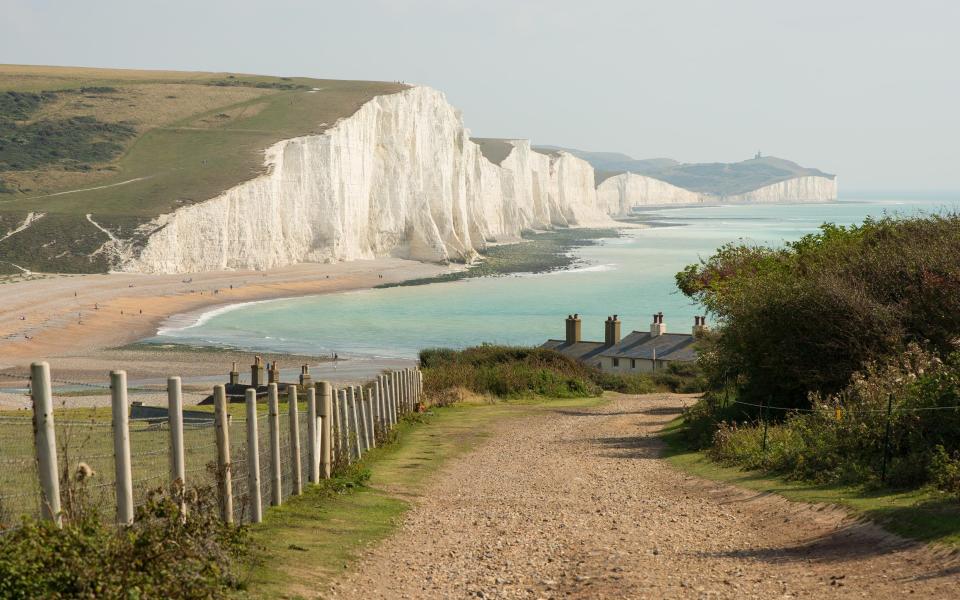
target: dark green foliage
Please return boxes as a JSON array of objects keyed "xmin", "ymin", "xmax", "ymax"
[
  {"xmin": 0, "ymin": 115, "xmax": 136, "ymax": 172},
  {"xmin": 420, "ymin": 345, "xmax": 603, "ymax": 402},
  {"xmin": 77, "ymin": 86, "xmax": 118, "ymax": 94},
  {"xmin": 383, "ymin": 228, "xmax": 621, "ymax": 287},
  {"xmin": 0, "ymin": 91, "xmax": 57, "ymax": 121},
  {"xmin": 208, "ymin": 79, "xmax": 308, "ymax": 90},
  {"xmin": 0, "ymin": 485, "xmax": 248, "ymax": 599},
  {"xmin": 420, "ymin": 345, "xmax": 705, "ymax": 403},
  {"xmin": 677, "ymin": 215, "xmax": 960, "ymax": 407},
  {"xmin": 691, "ymin": 347, "xmax": 960, "ymax": 492}
]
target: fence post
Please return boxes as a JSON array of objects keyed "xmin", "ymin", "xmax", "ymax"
[
  {"xmin": 168, "ymin": 376, "xmax": 186, "ymax": 488},
  {"xmin": 364, "ymin": 386, "xmax": 374, "ymax": 448},
  {"xmin": 318, "ymin": 381, "xmax": 332, "ymax": 479},
  {"xmin": 356, "ymin": 386, "xmax": 370, "ymax": 451},
  {"xmin": 267, "ymin": 383, "xmax": 282, "ymax": 506},
  {"xmin": 111, "ymin": 370, "xmax": 134, "ymax": 525},
  {"xmin": 761, "ymin": 395, "xmax": 770, "ymax": 454},
  {"xmin": 338, "ymin": 389, "xmax": 351, "ymax": 464},
  {"xmin": 288, "ymin": 385, "xmax": 302, "ymax": 495},
  {"xmin": 348, "ymin": 387, "xmax": 362, "ymax": 460},
  {"xmin": 881, "ymin": 392, "xmax": 894, "ymax": 484},
  {"xmin": 392, "ymin": 371, "xmax": 400, "ymax": 420},
  {"xmin": 213, "ymin": 385, "xmax": 233, "ymax": 524},
  {"xmin": 367, "ymin": 387, "xmax": 378, "ymax": 448},
  {"xmin": 391, "ymin": 372, "xmax": 399, "ymax": 419},
  {"xmin": 30, "ymin": 361, "xmax": 61, "ymax": 526},
  {"xmin": 245, "ymin": 388, "xmax": 263, "ymax": 523},
  {"xmin": 331, "ymin": 387, "xmax": 341, "ymax": 459},
  {"xmin": 306, "ymin": 386, "xmax": 318, "ymax": 484}
]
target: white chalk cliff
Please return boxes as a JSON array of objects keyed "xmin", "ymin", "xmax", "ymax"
[
  {"xmin": 124, "ymin": 86, "xmax": 837, "ymax": 273},
  {"xmin": 597, "ymin": 172, "xmax": 837, "ymax": 215},
  {"xmin": 126, "ymin": 87, "xmax": 613, "ymax": 273}
]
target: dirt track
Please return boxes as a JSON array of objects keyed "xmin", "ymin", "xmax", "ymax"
[{"xmin": 326, "ymin": 393, "xmax": 960, "ymax": 598}]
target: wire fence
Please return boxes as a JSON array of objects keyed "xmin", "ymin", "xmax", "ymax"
[{"xmin": 0, "ymin": 364, "xmax": 424, "ymax": 529}]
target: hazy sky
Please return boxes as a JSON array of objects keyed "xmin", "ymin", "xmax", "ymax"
[{"xmin": 3, "ymin": 0, "xmax": 958, "ymax": 192}]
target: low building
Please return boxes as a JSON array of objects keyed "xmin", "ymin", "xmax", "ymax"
[{"xmin": 541, "ymin": 313, "xmax": 705, "ymax": 373}]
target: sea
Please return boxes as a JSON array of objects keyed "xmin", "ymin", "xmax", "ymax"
[{"xmin": 152, "ymin": 195, "xmax": 957, "ymax": 360}]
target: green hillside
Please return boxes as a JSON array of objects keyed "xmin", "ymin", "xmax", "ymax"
[
  {"xmin": 0, "ymin": 65, "xmax": 405, "ymax": 273},
  {"xmin": 536, "ymin": 145, "xmax": 834, "ymax": 195}
]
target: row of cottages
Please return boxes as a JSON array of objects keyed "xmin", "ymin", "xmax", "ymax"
[{"xmin": 541, "ymin": 313, "xmax": 706, "ymax": 373}]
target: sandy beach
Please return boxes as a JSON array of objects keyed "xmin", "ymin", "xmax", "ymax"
[{"xmin": 0, "ymin": 258, "xmax": 456, "ymax": 405}]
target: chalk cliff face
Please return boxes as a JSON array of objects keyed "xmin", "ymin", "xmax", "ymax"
[
  {"xmin": 597, "ymin": 172, "xmax": 837, "ymax": 215},
  {"xmin": 720, "ymin": 175, "xmax": 838, "ymax": 204},
  {"xmin": 597, "ymin": 173, "xmax": 707, "ymax": 215},
  {"xmin": 126, "ymin": 87, "xmax": 614, "ymax": 273},
  {"xmin": 125, "ymin": 86, "xmax": 837, "ymax": 274}
]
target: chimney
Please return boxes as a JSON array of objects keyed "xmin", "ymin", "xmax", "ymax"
[
  {"xmin": 268, "ymin": 361, "xmax": 280, "ymax": 384},
  {"xmin": 229, "ymin": 361, "xmax": 239, "ymax": 386},
  {"xmin": 251, "ymin": 356, "xmax": 265, "ymax": 388},
  {"xmin": 565, "ymin": 313, "xmax": 582, "ymax": 344},
  {"xmin": 299, "ymin": 364, "xmax": 313, "ymax": 388},
  {"xmin": 692, "ymin": 315, "xmax": 708, "ymax": 336},
  {"xmin": 651, "ymin": 312, "xmax": 666, "ymax": 337},
  {"xmin": 604, "ymin": 315, "xmax": 621, "ymax": 346}
]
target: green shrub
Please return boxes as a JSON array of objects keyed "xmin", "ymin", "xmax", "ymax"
[
  {"xmin": 0, "ymin": 484, "xmax": 248, "ymax": 599},
  {"xmin": 420, "ymin": 345, "xmax": 602, "ymax": 401},
  {"xmin": 420, "ymin": 345, "xmax": 706, "ymax": 403},
  {"xmin": 677, "ymin": 214, "xmax": 960, "ymax": 407},
  {"xmin": 699, "ymin": 346, "xmax": 960, "ymax": 490}
]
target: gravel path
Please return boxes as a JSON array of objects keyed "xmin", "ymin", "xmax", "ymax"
[{"xmin": 330, "ymin": 393, "xmax": 959, "ymax": 599}]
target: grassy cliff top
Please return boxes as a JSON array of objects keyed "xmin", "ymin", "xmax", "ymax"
[
  {"xmin": 536, "ymin": 145, "xmax": 834, "ymax": 195},
  {"xmin": 0, "ymin": 65, "xmax": 406, "ymax": 273}
]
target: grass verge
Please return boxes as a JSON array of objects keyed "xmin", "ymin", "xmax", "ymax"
[
  {"xmin": 239, "ymin": 396, "xmax": 605, "ymax": 599},
  {"xmin": 660, "ymin": 416, "xmax": 960, "ymax": 547}
]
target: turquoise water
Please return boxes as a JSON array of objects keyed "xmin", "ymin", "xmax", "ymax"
[{"xmin": 155, "ymin": 197, "xmax": 957, "ymax": 358}]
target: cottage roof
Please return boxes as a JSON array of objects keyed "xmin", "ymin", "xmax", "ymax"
[
  {"xmin": 600, "ymin": 331, "xmax": 697, "ymax": 362},
  {"xmin": 543, "ymin": 330, "xmax": 698, "ymax": 363},
  {"xmin": 541, "ymin": 339, "xmax": 607, "ymax": 362}
]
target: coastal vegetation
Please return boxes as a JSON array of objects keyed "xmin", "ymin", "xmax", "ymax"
[
  {"xmin": 668, "ymin": 214, "xmax": 960, "ymax": 531},
  {"xmin": 0, "ymin": 484, "xmax": 247, "ymax": 599},
  {"xmin": 419, "ymin": 345, "xmax": 705, "ymax": 405}
]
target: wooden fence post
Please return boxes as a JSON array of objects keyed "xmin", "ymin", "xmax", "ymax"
[
  {"xmin": 167, "ymin": 376, "xmax": 186, "ymax": 488},
  {"xmin": 367, "ymin": 386, "xmax": 378, "ymax": 448},
  {"xmin": 213, "ymin": 385, "xmax": 232, "ymax": 523},
  {"xmin": 30, "ymin": 362, "xmax": 61, "ymax": 526},
  {"xmin": 348, "ymin": 387, "xmax": 362, "ymax": 460},
  {"xmin": 318, "ymin": 381, "xmax": 332, "ymax": 479},
  {"xmin": 338, "ymin": 389, "xmax": 351, "ymax": 464},
  {"xmin": 356, "ymin": 386, "xmax": 370, "ymax": 451},
  {"xmin": 110, "ymin": 370, "xmax": 134, "ymax": 525},
  {"xmin": 331, "ymin": 386, "xmax": 341, "ymax": 459},
  {"xmin": 288, "ymin": 384, "xmax": 302, "ymax": 495},
  {"xmin": 267, "ymin": 383, "xmax": 282, "ymax": 506},
  {"xmin": 245, "ymin": 388, "xmax": 263, "ymax": 523},
  {"xmin": 307, "ymin": 386, "xmax": 319, "ymax": 484}
]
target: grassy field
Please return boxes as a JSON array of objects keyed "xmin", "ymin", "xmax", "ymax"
[
  {"xmin": 239, "ymin": 396, "xmax": 605, "ymax": 599},
  {"xmin": 660, "ymin": 417, "xmax": 960, "ymax": 547},
  {"xmin": 0, "ymin": 64, "xmax": 405, "ymax": 272}
]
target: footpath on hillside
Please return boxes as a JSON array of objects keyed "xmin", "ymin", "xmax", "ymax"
[{"xmin": 326, "ymin": 393, "xmax": 959, "ymax": 599}]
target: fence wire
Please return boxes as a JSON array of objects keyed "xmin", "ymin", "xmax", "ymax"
[{"xmin": 1, "ymin": 369, "xmax": 422, "ymax": 527}]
